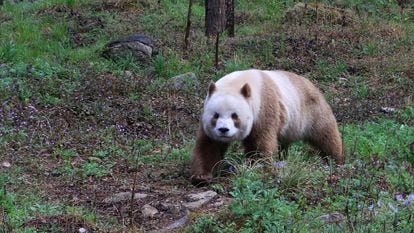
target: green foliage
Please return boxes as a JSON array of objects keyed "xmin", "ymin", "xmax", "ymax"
[
  {"xmin": 81, "ymin": 162, "xmax": 113, "ymax": 177},
  {"xmin": 343, "ymin": 119, "xmax": 414, "ymax": 161},
  {"xmin": 190, "ymin": 119, "xmax": 414, "ymax": 232},
  {"xmin": 326, "ymin": 0, "xmax": 410, "ymax": 21},
  {"xmin": 190, "ymin": 216, "xmax": 234, "ymax": 233},
  {"xmin": 220, "ymin": 49, "xmax": 253, "ymax": 77},
  {"xmin": 315, "ymin": 59, "xmax": 348, "ymax": 82},
  {"xmin": 398, "ymin": 106, "xmax": 414, "ymax": 125},
  {"xmin": 229, "ymin": 168, "xmax": 301, "ymax": 232}
]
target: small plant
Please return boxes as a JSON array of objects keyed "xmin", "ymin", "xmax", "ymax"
[
  {"xmin": 81, "ymin": 162, "xmax": 113, "ymax": 178},
  {"xmin": 352, "ymin": 82, "xmax": 369, "ymax": 99},
  {"xmin": 190, "ymin": 216, "xmax": 232, "ymax": 233},
  {"xmin": 228, "ymin": 163, "xmax": 302, "ymax": 232},
  {"xmin": 315, "ymin": 59, "xmax": 348, "ymax": 82}
]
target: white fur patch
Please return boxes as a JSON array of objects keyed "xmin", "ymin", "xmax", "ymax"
[{"xmin": 263, "ymin": 71, "xmax": 305, "ymax": 140}]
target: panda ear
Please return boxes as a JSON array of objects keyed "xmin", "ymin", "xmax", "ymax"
[
  {"xmin": 208, "ymin": 81, "xmax": 216, "ymax": 97},
  {"xmin": 240, "ymin": 83, "xmax": 251, "ymax": 98}
]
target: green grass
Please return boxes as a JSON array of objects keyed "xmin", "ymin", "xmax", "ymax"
[
  {"xmin": 191, "ymin": 118, "xmax": 414, "ymax": 232},
  {"xmin": 0, "ymin": 173, "xmax": 100, "ymax": 232}
]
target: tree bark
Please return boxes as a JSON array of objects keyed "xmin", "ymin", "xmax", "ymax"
[
  {"xmin": 205, "ymin": 0, "xmax": 226, "ymax": 68},
  {"xmin": 183, "ymin": 0, "xmax": 193, "ymax": 52},
  {"xmin": 205, "ymin": 0, "xmax": 226, "ymax": 37},
  {"xmin": 214, "ymin": 32, "xmax": 220, "ymax": 68},
  {"xmin": 225, "ymin": 0, "xmax": 234, "ymax": 37}
]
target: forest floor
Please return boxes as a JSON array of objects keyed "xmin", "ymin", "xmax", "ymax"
[{"xmin": 1, "ymin": 0, "xmax": 414, "ymax": 232}]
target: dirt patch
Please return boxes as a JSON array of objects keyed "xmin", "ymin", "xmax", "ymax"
[
  {"xmin": 69, "ymin": 15, "xmax": 104, "ymax": 47},
  {"xmin": 22, "ymin": 215, "xmax": 94, "ymax": 232}
]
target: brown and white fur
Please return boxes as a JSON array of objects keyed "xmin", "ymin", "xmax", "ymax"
[{"xmin": 191, "ymin": 69, "xmax": 343, "ymax": 186}]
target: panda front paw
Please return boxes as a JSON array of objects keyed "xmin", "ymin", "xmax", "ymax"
[{"xmin": 191, "ymin": 174, "xmax": 212, "ymax": 187}]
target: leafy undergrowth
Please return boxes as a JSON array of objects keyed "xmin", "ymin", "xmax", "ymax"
[
  {"xmin": 189, "ymin": 117, "xmax": 414, "ymax": 232},
  {"xmin": 0, "ymin": 0, "xmax": 413, "ymax": 232}
]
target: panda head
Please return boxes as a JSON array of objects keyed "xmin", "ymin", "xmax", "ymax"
[{"xmin": 202, "ymin": 82, "xmax": 254, "ymax": 142}]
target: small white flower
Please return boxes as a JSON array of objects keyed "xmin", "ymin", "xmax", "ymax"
[
  {"xmin": 388, "ymin": 203, "xmax": 398, "ymax": 214},
  {"xmin": 407, "ymin": 194, "xmax": 414, "ymax": 202},
  {"xmin": 395, "ymin": 194, "xmax": 404, "ymax": 202},
  {"xmin": 402, "ymin": 194, "xmax": 414, "ymax": 206},
  {"xmin": 377, "ymin": 200, "xmax": 382, "ymax": 208},
  {"xmin": 274, "ymin": 161, "xmax": 287, "ymax": 169},
  {"xmin": 368, "ymin": 204, "xmax": 374, "ymax": 212},
  {"xmin": 402, "ymin": 200, "xmax": 410, "ymax": 206}
]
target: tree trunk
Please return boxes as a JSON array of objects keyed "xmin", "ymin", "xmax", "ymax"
[
  {"xmin": 205, "ymin": 0, "xmax": 226, "ymax": 37},
  {"xmin": 183, "ymin": 0, "xmax": 193, "ymax": 52},
  {"xmin": 205, "ymin": 0, "xmax": 226, "ymax": 68},
  {"xmin": 225, "ymin": 0, "xmax": 234, "ymax": 37},
  {"xmin": 214, "ymin": 32, "xmax": 220, "ymax": 68}
]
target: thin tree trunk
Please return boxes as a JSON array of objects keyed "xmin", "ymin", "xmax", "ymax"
[
  {"xmin": 225, "ymin": 0, "xmax": 234, "ymax": 37},
  {"xmin": 205, "ymin": 0, "xmax": 226, "ymax": 68},
  {"xmin": 183, "ymin": 0, "xmax": 193, "ymax": 52},
  {"xmin": 215, "ymin": 32, "xmax": 220, "ymax": 68}
]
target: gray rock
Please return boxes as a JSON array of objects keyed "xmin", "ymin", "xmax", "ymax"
[
  {"xmin": 167, "ymin": 72, "xmax": 199, "ymax": 92},
  {"xmin": 157, "ymin": 202, "xmax": 183, "ymax": 215},
  {"xmin": 183, "ymin": 190, "xmax": 217, "ymax": 210},
  {"xmin": 2, "ymin": 161, "xmax": 11, "ymax": 168},
  {"xmin": 103, "ymin": 192, "xmax": 148, "ymax": 204},
  {"xmin": 285, "ymin": 2, "xmax": 353, "ymax": 26},
  {"xmin": 163, "ymin": 211, "xmax": 188, "ymax": 231},
  {"xmin": 211, "ymin": 197, "xmax": 232, "ymax": 208},
  {"xmin": 380, "ymin": 107, "xmax": 395, "ymax": 114},
  {"xmin": 185, "ymin": 190, "xmax": 217, "ymax": 202},
  {"xmin": 142, "ymin": 204, "xmax": 159, "ymax": 218},
  {"xmin": 148, "ymin": 210, "xmax": 189, "ymax": 233},
  {"xmin": 319, "ymin": 212, "xmax": 344, "ymax": 224},
  {"xmin": 104, "ymin": 34, "xmax": 155, "ymax": 62}
]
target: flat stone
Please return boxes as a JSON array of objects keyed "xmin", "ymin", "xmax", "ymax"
[
  {"xmin": 103, "ymin": 192, "xmax": 148, "ymax": 204},
  {"xmin": 286, "ymin": 2, "xmax": 353, "ymax": 26},
  {"xmin": 163, "ymin": 212, "xmax": 188, "ymax": 231},
  {"xmin": 148, "ymin": 210, "xmax": 189, "ymax": 233},
  {"xmin": 185, "ymin": 190, "xmax": 217, "ymax": 202},
  {"xmin": 319, "ymin": 212, "xmax": 344, "ymax": 224},
  {"xmin": 211, "ymin": 197, "xmax": 232, "ymax": 208},
  {"xmin": 183, "ymin": 191, "xmax": 217, "ymax": 210},
  {"xmin": 161, "ymin": 203, "xmax": 183, "ymax": 215},
  {"xmin": 103, "ymin": 34, "xmax": 155, "ymax": 62},
  {"xmin": 167, "ymin": 72, "xmax": 199, "ymax": 92},
  {"xmin": 380, "ymin": 107, "xmax": 395, "ymax": 114},
  {"xmin": 142, "ymin": 204, "xmax": 159, "ymax": 218},
  {"xmin": 2, "ymin": 161, "xmax": 11, "ymax": 168}
]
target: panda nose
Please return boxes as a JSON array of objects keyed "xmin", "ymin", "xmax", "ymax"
[{"xmin": 218, "ymin": 127, "xmax": 229, "ymax": 134}]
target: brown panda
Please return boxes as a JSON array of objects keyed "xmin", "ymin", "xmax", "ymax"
[{"xmin": 191, "ymin": 70, "xmax": 343, "ymax": 186}]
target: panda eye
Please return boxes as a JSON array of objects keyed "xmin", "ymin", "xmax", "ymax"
[
  {"xmin": 231, "ymin": 113, "xmax": 238, "ymax": 119},
  {"xmin": 213, "ymin": 113, "xmax": 219, "ymax": 119}
]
